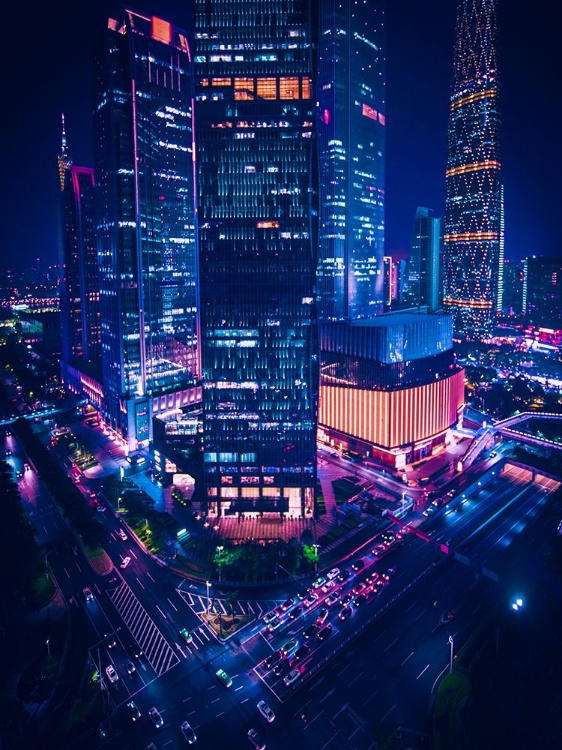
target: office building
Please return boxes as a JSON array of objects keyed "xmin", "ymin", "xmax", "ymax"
[
  {"xmin": 443, "ymin": 0, "xmax": 504, "ymax": 340},
  {"xmin": 501, "ymin": 259, "xmax": 523, "ymax": 315},
  {"xmin": 58, "ymin": 114, "xmax": 100, "ymax": 367},
  {"xmin": 407, "ymin": 207, "xmax": 442, "ymax": 312},
  {"xmin": 523, "ymin": 256, "xmax": 562, "ymax": 328},
  {"xmin": 316, "ymin": 0, "xmax": 386, "ymax": 321},
  {"xmin": 92, "ymin": 10, "xmax": 200, "ymax": 450},
  {"xmin": 194, "ymin": 0, "xmax": 318, "ymax": 518}
]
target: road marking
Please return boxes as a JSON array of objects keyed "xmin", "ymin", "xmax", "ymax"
[
  {"xmin": 380, "ymin": 704, "xmax": 396, "ymax": 722},
  {"xmin": 347, "ymin": 670, "xmax": 364, "ymax": 688},
  {"xmin": 63, "ymin": 567, "xmax": 70, "ymax": 578},
  {"xmin": 401, "ymin": 651, "xmax": 414, "ymax": 666},
  {"xmin": 211, "ymin": 698, "xmax": 220, "ymax": 704},
  {"xmin": 130, "ymin": 548, "xmax": 137, "ymax": 559},
  {"xmin": 135, "ymin": 577, "xmax": 145, "ymax": 589},
  {"xmin": 383, "ymin": 637, "xmax": 398, "ymax": 653},
  {"xmin": 216, "ymin": 711, "xmax": 225, "ymax": 717},
  {"xmin": 147, "ymin": 572, "xmax": 155, "ymax": 583},
  {"xmin": 416, "ymin": 664, "xmax": 430, "ymax": 680},
  {"xmin": 167, "ymin": 597, "xmax": 178, "ymax": 612},
  {"xmin": 156, "ymin": 605, "xmax": 167, "ymax": 620},
  {"xmin": 182, "ymin": 696, "xmax": 192, "ymax": 702}
]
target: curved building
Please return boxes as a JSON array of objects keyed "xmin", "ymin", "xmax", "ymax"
[{"xmin": 443, "ymin": 0, "xmax": 503, "ymax": 340}]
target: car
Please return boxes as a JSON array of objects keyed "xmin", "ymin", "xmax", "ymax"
[
  {"xmin": 83, "ymin": 587, "xmax": 94, "ymax": 602},
  {"xmin": 105, "ymin": 635, "xmax": 117, "ymax": 649},
  {"xmin": 263, "ymin": 611, "xmax": 278, "ymax": 625},
  {"xmin": 264, "ymin": 650, "xmax": 283, "ymax": 670},
  {"xmin": 288, "ymin": 604, "xmax": 303, "ymax": 619},
  {"xmin": 181, "ymin": 720, "xmax": 197, "ymax": 744},
  {"xmin": 490, "ymin": 451, "xmax": 497, "ymax": 458},
  {"xmin": 297, "ymin": 587, "xmax": 312, "ymax": 600},
  {"xmin": 341, "ymin": 593, "xmax": 354, "ymax": 607},
  {"xmin": 302, "ymin": 592, "xmax": 318, "ymax": 607},
  {"xmin": 179, "ymin": 628, "xmax": 193, "ymax": 644},
  {"xmin": 248, "ymin": 728, "xmax": 267, "ymax": 750},
  {"xmin": 338, "ymin": 605, "xmax": 352, "ymax": 621},
  {"xmin": 293, "ymin": 644, "xmax": 310, "ymax": 661},
  {"xmin": 337, "ymin": 569, "xmax": 352, "ymax": 583},
  {"xmin": 126, "ymin": 700, "xmax": 141, "ymax": 721},
  {"xmin": 352, "ymin": 581, "xmax": 367, "ymax": 596},
  {"xmin": 24, "ymin": 463, "xmax": 30, "ymax": 471},
  {"xmin": 280, "ymin": 597, "xmax": 295, "ymax": 611},
  {"xmin": 273, "ymin": 659, "xmax": 291, "ymax": 678},
  {"xmin": 117, "ymin": 529, "xmax": 128, "ymax": 541},
  {"xmin": 372, "ymin": 544, "xmax": 386, "ymax": 558},
  {"xmin": 96, "ymin": 504, "xmax": 107, "ymax": 512},
  {"xmin": 351, "ymin": 558, "xmax": 365, "ymax": 572},
  {"xmin": 316, "ymin": 607, "xmax": 329, "ymax": 625},
  {"xmin": 423, "ymin": 505, "xmax": 435, "ymax": 517},
  {"xmin": 257, "ymin": 699, "xmax": 275, "ymax": 723},
  {"xmin": 326, "ymin": 567, "xmax": 340, "ymax": 580},
  {"xmin": 216, "ymin": 668, "xmax": 232, "ymax": 687},
  {"xmin": 124, "ymin": 659, "xmax": 136, "ymax": 674},
  {"xmin": 354, "ymin": 594, "xmax": 367, "ymax": 606},
  {"xmin": 283, "ymin": 667, "xmax": 302, "ymax": 686},
  {"xmin": 382, "ymin": 533, "xmax": 395, "ymax": 546},
  {"xmin": 120, "ymin": 556, "xmax": 131, "ymax": 569},
  {"xmin": 129, "ymin": 641, "xmax": 142, "ymax": 658},
  {"xmin": 148, "ymin": 706, "xmax": 164, "ymax": 729},
  {"xmin": 325, "ymin": 591, "xmax": 340, "ymax": 606},
  {"xmin": 5, "ymin": 449, "xmax": 11, "ymax": 456},
  {"xmin": 321, "ymin": 579, "xmax": 335, "ymax": 593},
  {"xmin": 317, "ymin": 624, "xmax": 333, "ymax": 641},
  {"xmin": 382, "ymin": 567, "xmax": 395, "ymax": 582},
  {"xmin": 311, "ymin": 576, "xmax": 327, "ymax": 589},
  {"xmin": 280, "ymin": 638, "xmax": 299, "ymax": 657},
  {"xmin": 366, "ymin": 572, "xmax": 380, "ymax": 586},
  {"xmin": 15, "ymin": 470, "xmax": 23, "ymax": 478},
  {"xmin": 303, "ymin": 623, "xmax": 320, "ymax": 639},
  {"xmin": 105, "ymin": 664, "xmax": 119, "ymax": 683},
  {"xmin": 267, "ymin": 616, "xmax": 283, "ymax": 632}
]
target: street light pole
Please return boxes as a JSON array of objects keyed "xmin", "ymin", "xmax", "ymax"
[
  {"xmin": 206, "ymin": 580, "xmax": 212, "ymax": 615},
  {"xmin": 46, "ymin": 639, "xmax": 50, "ymax": 658},
  {"xmin": 312, "ymin": 543, "xmax": 320, "ymax": 574},
  {"xmin": 448, "ymin": 635, "xmax": 454, "ymax": 673},
  {"xmin": 216, "ymin": 545, "xmax": 224, "ymax": 583}
]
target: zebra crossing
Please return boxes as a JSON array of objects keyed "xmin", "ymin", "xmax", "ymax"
[{"xmin": 107, "ymin": 580, "xmax": 180, "ymax": 675}]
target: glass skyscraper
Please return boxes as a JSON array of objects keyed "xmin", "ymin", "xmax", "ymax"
[
  {"xmin": 407, "ymin": 207, "xmax": 442, "ymax": 312},
  {"xmin": 443, "ymin": 0, "xmax": 503, "ymax": 340},
  {"xmin": 317, "ymin": 0, "xmax": 386, "ymax": 322},
  {"xmin": 194, "ymin": 0, "xmax": 318, "ymax": 518},
  {"xmin": 93, "ymin": 10, "xmax": 199, "ymax": 449}
]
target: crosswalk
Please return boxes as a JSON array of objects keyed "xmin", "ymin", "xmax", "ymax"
[{"xmin": 107, "ymin": 580, "xmax": 179, "ymax": 675}]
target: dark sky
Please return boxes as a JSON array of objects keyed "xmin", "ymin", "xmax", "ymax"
[{"xmin": 1, "ymin": 1, "xmax": 559, "ymax": 272}]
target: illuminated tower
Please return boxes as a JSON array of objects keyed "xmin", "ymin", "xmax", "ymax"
[
  {"xmin": 93, "ymin": 11, "xmax": 199, "ymax": 449},
  {"xmin": 443, "ymin": 0, "xmax": 503, "ymax": 339},
  {"xmin": 194, "ymin": 0, "xmax": 318, "ymax": 518},
  {"xmin": 317, "ymin": 0, "xmax": 386, "ymax": 321},
  {"xmin": 58, "ymin": 114, "xmax": 100, "ymax": 367}
]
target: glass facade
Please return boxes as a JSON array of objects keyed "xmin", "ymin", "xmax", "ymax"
[
  {"xmin": 317, "ymin": 0, "xmax": 386, "ymax": 321},
  {"xmin": 443, "ymin": 0, "xmax": 503, "ymax": 340},
  {"xmin": 194, "ymin": 0, "xmax": 318, "ymax": 518},
  {"xmin": 407, "ymin": 208, "xmax": 442, "ymax": 313},
  {"xmin": 93, "ymin": 11, "xmax": 199, "ymax": 448}
]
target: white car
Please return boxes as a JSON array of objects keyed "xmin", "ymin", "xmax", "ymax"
[
  {"xmin": 302, "ymin": 592, "xmax": 318, "ymax": 607},
  {"xmin": 263, "ymin": 610, "xmax": 278, "ymax": 625},
  {"xmin": 181, "ymin": 720, "xmax": 197, "ymax": 744},
  {"xmin": 321, "ymin": 579, "xmax": 335, "ymax": 593},
  {"xmin": 120, "ymin": 556, "xmax": 131, "ymax": 569},
  {"xmin": 257, "ymin": 699, "xmax": 275, "ymax": 723},
  {"xmin": 83, "ymin": 587, "xmax": 94, "ymax": 602},
  {"xmin": 117, "ymin": 529, "xmax": 128, "ymax": 541},
  {"xmin": 105, "ymin": 664, "xmax": 119, "ymax": 683},
  {"xmin": 326, "ymin": 567, "xmax": 340, "ymax": 580},
  {"xmin": 148, "ymin": 706, "xmax": 164, "ymax": 729},
  {"xmin": 283, "ymin": 667, "xmax": 302, "ymax": 687}
]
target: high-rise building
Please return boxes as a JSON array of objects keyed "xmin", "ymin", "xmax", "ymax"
[
  {"xmin": 316, "ymin": 0, "xmax": 386, "ymax": 321},
  {"xmin": 501, "ymin": 258, "xmax": 523, "ymax": 315},
  {"xmin": 58, "ymin": 114, "xmax": 100, "ymax": 367},
  {"xmin": 523, "ymin": 256, "xmax": 562, "ymax": 327},
  {"xmin": 443, "ymin": 0, "xmax": 503, "ymax": 340},
  {"xmin": 92, "ymin": 10, "xmax": 200, "ymax": 449},
  {"xmin": 194, "ymin": 0, "xmax": 318, "ymax": 518},
  {"xmin": 407, "ymin": 207, "xmax": 442, "ymax": 312}
]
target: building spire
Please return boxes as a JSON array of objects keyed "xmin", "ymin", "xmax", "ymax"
[{"xmin": 57, "ymin": 111, "xmax": 72, "ymax": 190}]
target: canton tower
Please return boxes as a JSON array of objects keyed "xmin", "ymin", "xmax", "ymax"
[{"xmin": 443, "ymin": 0, "xmax": 503, "ymax": 340}]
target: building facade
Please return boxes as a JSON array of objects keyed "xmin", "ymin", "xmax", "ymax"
[
  {"xmin": 194, "ymin": 0, "xmax": 318, "ymax": 518},
  {"xmin": 316, "ymin": 0, "xmax": 386, "ymax": 322},
  {"xmin": 407, "ymin": 207, "xmax": 442, "ymax": 312},
  {"xmin": 92, "ymin": 10, "xmax": 200, "ymax": 450},
  {"xmin": 523, "ymin": 256, "xmax": 562, "ymax": 327},
  {"xmin": 443, "ymin": 0, "xmax": 503, "ymax": 340}
]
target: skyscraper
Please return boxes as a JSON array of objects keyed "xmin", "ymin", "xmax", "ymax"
[
  {"xmin": 407, "ymin": 207, "xmax": 442, "ymax": 312},
  {"xmin": 443, "ymin": 0, "xmax": 503, "ymax": 340},
  {"xmin": 93, "ymin": 10, "xmax": 200, "ymax": 449},
  {"xmin": 58, "ymin": 114, "xmax": 100, "ymax": 367},
  {"xmin": 194, "ymin": 1, "xmax": 318, "ymax": 518},
  {"xmin": 316, "ymin": 0, "xmax": 386, "ymax": 322}
]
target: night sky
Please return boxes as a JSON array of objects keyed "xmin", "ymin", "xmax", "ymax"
[{"xmin": 1, "ymin": 1, "xmax": 559, "ymax": 273}]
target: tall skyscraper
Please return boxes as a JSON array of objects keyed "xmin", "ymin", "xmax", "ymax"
[
  {"xmin": 523, "ymin": 256, "xmax": 562, "ymax": 327},
  {"xmin": 93, "ymin": 10, "xmax": 200, "ymax": 449},
  {"xmin": 443, "ymin": 0, "xmax": 503, "ymax": 340},
  {"xmin": 58, "ymin": 114, "xmax": 100, "ymax": 367},
  {"xmin": 316, "ymin": 0, "xmax": 386, "ymax": 321},
  {"xmin": 194, "ymin": 1, "xmax": 318, "ymax": 518},
  {"xmin": 407, "ymin": 207, "xmax": 442, "ymax": 312}
]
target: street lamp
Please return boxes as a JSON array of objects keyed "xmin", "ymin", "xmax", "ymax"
[
  {"xmin": 312, "ymin": 543, "xmax": 320, "ymax": 573},
  {"xmin": 205, "ymin": 581, "xmax": 212, "ymax": 615},
  {"xmin": 448, "ymin": 635, "xmax": 454, "ymax": 673},
  {"xmin": 46, "ymin": 639, "xmax": 50, "ymax": 658},
  {"xmin": 216, "ymin": 545, "xmax": 224, "ymax": 583}
]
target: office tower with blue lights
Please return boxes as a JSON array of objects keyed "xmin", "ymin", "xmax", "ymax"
[
  {"xmin": 58, "ymin": 114, "xmax": 100, "ymax": 368},
  {"xmin": 194, "ymin": 0, "xmax": 318, "ymax": 518},
  {"xmin": 93, "ymin": 10, "xmax": 200, "ymax": 449},
  {"xmin": 407, "ymin": 207, "xmax": 442, "ymax": 312},
  {"xmin": 317, "ymin": 0, "xmax": 386, "ymax": 322},
  {"xmin": 443, "ymin": 0, "xmax": 504, "ymax": 340}
]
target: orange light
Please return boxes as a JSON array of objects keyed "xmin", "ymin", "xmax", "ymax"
[{"xmin": 450, "ymin": 88, "xmax": 497, "ymax": 111}]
